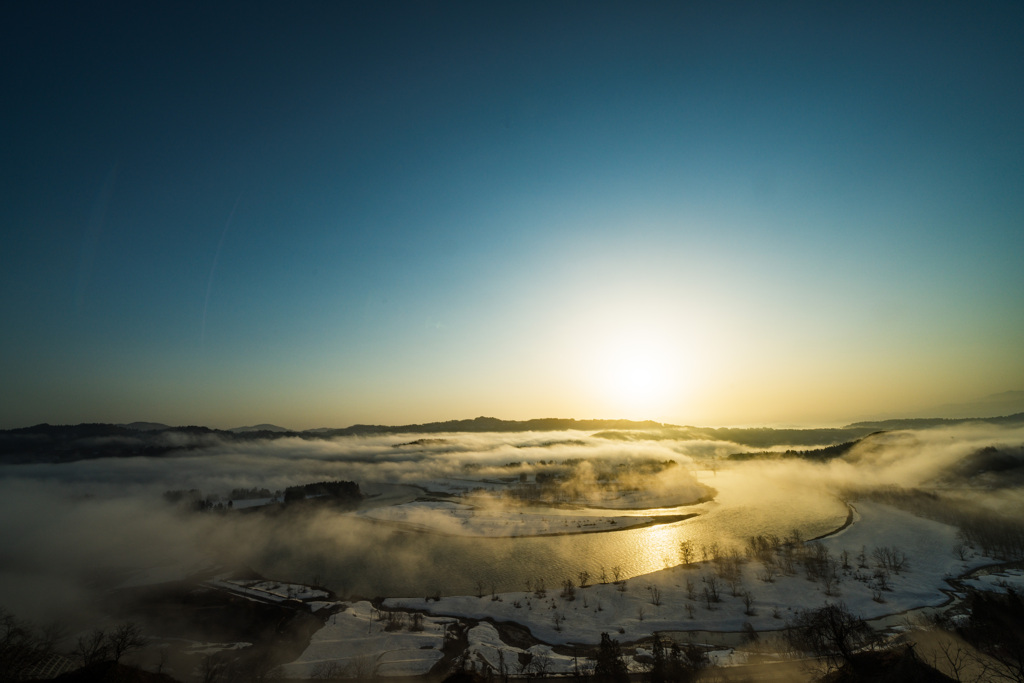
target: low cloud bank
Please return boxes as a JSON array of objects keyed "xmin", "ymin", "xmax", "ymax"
[{"xmin": 0, "ymin": 423, "xmax": 1021, "ymax": 626}]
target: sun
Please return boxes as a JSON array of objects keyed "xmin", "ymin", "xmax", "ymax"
[
  {"xmin": 607, "ymin": 354, "xmax": 663, "ymax": 405},
  {"xmin": 592, "ymin": 336, "xmax": 682, "ymax": 419}
]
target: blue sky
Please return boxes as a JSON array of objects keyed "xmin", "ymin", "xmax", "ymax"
[{"xmin": 2, "ymin": 1, "xmax": 1022, "ymax": 429}]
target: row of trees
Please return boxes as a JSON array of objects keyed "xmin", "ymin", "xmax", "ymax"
[
  {"xmin": 283, "ymin": 480, "xmax": 363, "ymax": 505},
  {"xmin": 1, "ymin": 609, "xmax": 146, "ymax": 681},
  {"xmin": 163, "ymin": 479, "xmax": 364, "ymax": 512}
]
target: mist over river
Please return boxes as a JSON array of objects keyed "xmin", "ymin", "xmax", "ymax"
[
  {"xmin": 249, "ymin": 471, "xmax": 849, "ymax": 598},
  {"xmin": 5, "ymin": 422, "xmax": 1020, "ymax": 624}
]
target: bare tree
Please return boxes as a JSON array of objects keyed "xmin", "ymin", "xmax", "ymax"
[
  {"xmin": 199, "ymin": 654, "xmax": 227, "ymax": 683},
  {"xmin": 707, "ymin": 542, "xmax": 721, "ymax": 564},
  {"xmin": 679, "ymin": 540, "xmax": 695, "ymax": 566},
  {"xmin": 785, "ymin": 602, "xmax": 878, "ymax": 672},
  {"xmin": 702, "ymin": 587, "xmax": 713, "ymax": 610},
  {"xmin": 528, "ymin": 653, "xmax": 552, "ymax": 678},
  {"xmin": 822, "ymin": 560, "xmax": 841, "ymax": 597},
  {"xmin": 701, "ymin": 575, "xmax": 720, "ymax": 603},
  {"xmin": 383, "ymin": 610, "xmax": 404, "ymax": 631},
  {"xmin": 0, "ymin": 608, "xmax": 58, "ymax": 681},
  {"xmin": 312, "ymin": 660, "xmax": 347, "ymax": 680},
  {"xmin": 107, "ymin": 622, "xmax": 146, "ymax": 663},
  {"xmin": 75, "ymin": 628, "xmax": 110, "ymax": 667},
  {"xmin": 924, "ymin": 634, "xmax": 974, "ymax": 683},
  {"xmin": 954, "ymin": 587, "xmax": 1024, "ymax": 683},
  {"xmin": 648, "ymin": 585, "xmax": 662, "ymax": 606},
  {"xmin": 873, "ymin": 546, "xmax": 909, "ymax": 574},
  {"xmin": 742, "ymin": 590, "xmax": 756, "ymax": 616},
  {"xmin": 727, "ymin": 571, "xmax": 744, "ymax": 598},
  {"xmin": 346, "ymin": 653, "xmax": 381, "ymax": 680}
]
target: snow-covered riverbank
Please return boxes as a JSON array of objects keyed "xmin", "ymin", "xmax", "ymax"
[
  {"xmin": 385, "ymin": 502, "xmax": 988, "ymax": 644},
  {"xmin": 280, "ymin": 501, "xmax": 1003, "ymax": 678}
]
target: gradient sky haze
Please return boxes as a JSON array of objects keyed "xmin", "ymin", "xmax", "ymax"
[{"xmin": 2, "ymin": 1, "xmax": 1022, "ymax": 429}]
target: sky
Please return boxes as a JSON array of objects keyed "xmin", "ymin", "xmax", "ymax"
[{"xmin": 2, "ymin": 1, "xmax": 1022, "ymax": 430}]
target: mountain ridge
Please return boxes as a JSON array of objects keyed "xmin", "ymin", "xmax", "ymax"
[{"xmin": 2, "ymin": 413, "xmax": 1022, "ymax": 465}]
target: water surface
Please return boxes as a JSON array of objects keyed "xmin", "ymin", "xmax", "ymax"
[{"xmin": 250, "ymin": 471, "xmax": 847, "ymax": 598}]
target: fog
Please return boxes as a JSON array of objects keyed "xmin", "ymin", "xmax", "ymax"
[{"xmin": 1, "ymin": 424, "xmax": 1021, "ymax": 628}]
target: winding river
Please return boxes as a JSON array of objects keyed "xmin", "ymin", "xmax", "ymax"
[{"xmin": 249, "ymin": 470, "xmax": 848, "ymax": 599}]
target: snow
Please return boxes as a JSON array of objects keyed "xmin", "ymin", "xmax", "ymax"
[
  {"xmin": 960, "ymin": 568, "xmax": 1024, "ymax": 594},
  {"xmin": 280, "ymin": 601, "xmax": 447, "ymax": 679},
  {"xmin": 282, "ymin": 501, "xmax": 1005, "ymax": 677},
  {"xmin": 465, "ymin": 621, "xmax": 579, "ymax": 676},
  {"xmin": 358, "ymin": 500, "xmax": 655, "ymax": 537},
  {"xmin": 384, "ymin": 502, "xmax": 996, "ymax": 646},
  {"xmin": 308, "ymin": 600, "xmax": 338, "ymax": 613},
  {"xmin": 815, "ymin": 502, "xmax": 981, "ymax": 613},
  {"xmin": 205, "ymin": 579, "xmax": 330, "ymax": 603}
]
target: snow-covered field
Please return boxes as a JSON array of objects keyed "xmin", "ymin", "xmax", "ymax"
[
  {"xmin": 275, "ymin": 500, "xmax": 1008, "ymax": 678},
  {"xmin": 272, "ymin": 499, "xmax": 1007, "ymax": 679},
  {"xmin": 960, "ymin": 567, "xmax": 1024, "ymax": 594},
  {"xmin": 465, "ymin": 621, "xmax": 582, "ymax": 676},
  {"xmin": 280, "ymin": 601, "xmax": 449, "ymax": 679},
  {"xmin": 383, "ymin": 502, "xmax": 993, "ymax": 645},
  {"xmin": 205, "ymin": 579, "xmax": 331, "ymax": 604}
]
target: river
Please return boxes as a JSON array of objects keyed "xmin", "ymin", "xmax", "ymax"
[{"xmin": 249, "ymin": 470, "xmax": 847, "ymax": 599}]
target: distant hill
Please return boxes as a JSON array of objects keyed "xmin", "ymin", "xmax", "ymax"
[
  {"xmin": 313, "ymin": 416, "xmax": 671, "ymax": 437},
  {"xmin": 3, "ymin": 412, "xmax": 1023, "ymax": 465},
  {"xmin": 591, "ymin": 425, "xmax": 881, "ymax": 447},
  {"xmin": 844, "ymin": 412, "xmax": 1024, "ymax": 431},
  {"xmin": 727, "ymin": 433, "xmax": 885, "ymax": 461},
  {"xmin": 229, "ymin": 423, "xmax": 291, "ymax": 433},
  {"xmin": 0, "ymin": 423, "xmax": 294, "ymax": 464},
  {"xmin": 119, "ymin": 421, "xmax": 171, "ymax": 431}
]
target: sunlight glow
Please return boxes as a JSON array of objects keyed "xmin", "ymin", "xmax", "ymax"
[
  {"xmin": 606, "ymin": 353, "xmax": 666, "ymax": 407},
  {"xmin": 592, "ymin": 334, "xmax": 687, "ymax": 419}
]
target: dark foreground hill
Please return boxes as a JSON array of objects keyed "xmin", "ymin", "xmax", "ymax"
[{"xmin": 52, "ymin": 662, "xmax": 182, "ymax": 683}]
